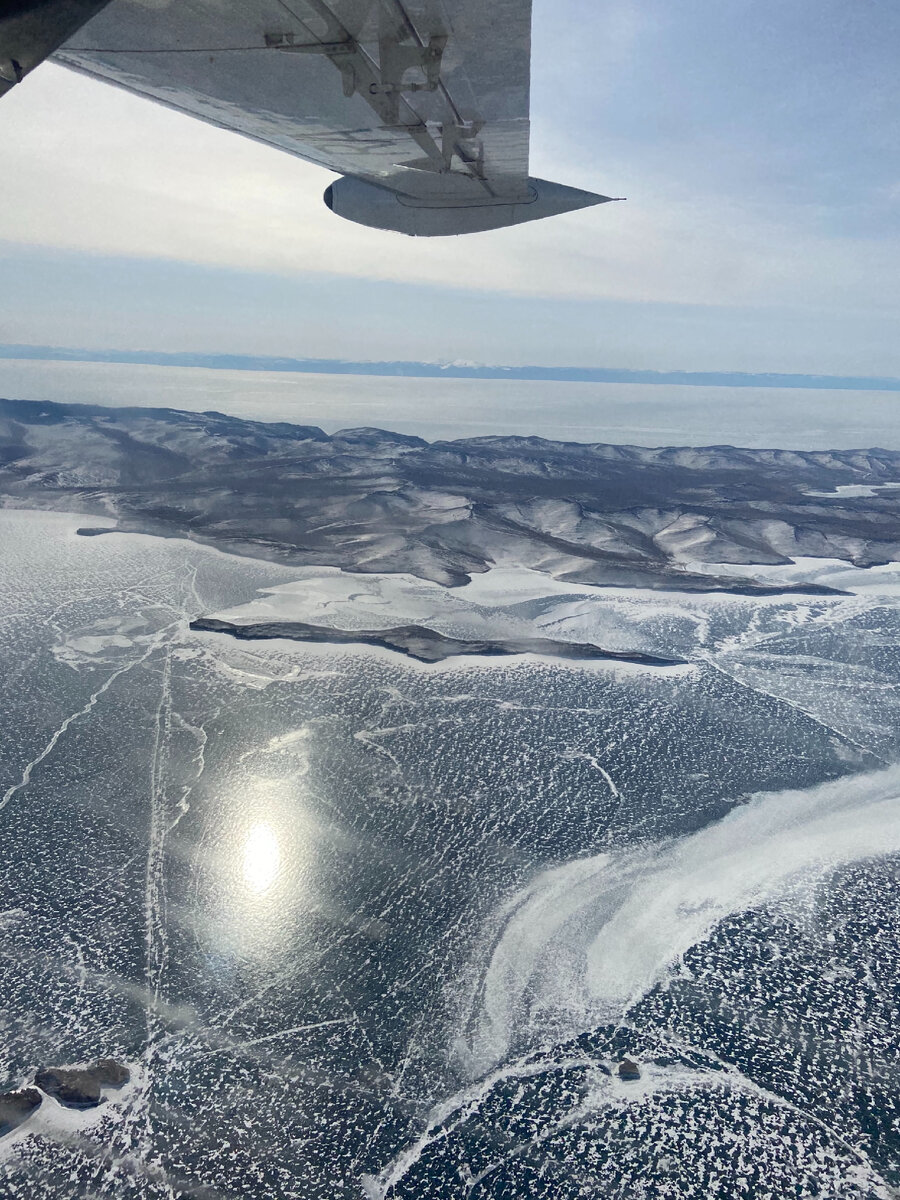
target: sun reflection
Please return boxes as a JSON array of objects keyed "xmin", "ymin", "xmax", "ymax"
[
  {"xmin": 242, "ymin": 822, "xmax": 281, "ymax": 894},
  {"xmin": 205, "ymin": 771, "xmax": 320, "ymax": 961}
]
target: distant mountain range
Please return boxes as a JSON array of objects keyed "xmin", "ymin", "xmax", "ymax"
[
  {"xmin": 2, "ymin": 397, "xmax": 900, "ymax": 594},
  {"xmin": 2, "ymin": 343, "xmax": 900, "ymax": 392}
]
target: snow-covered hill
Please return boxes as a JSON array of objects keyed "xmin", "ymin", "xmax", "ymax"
[{"xmin": 2, "ymin": 398, "xmax": 899, "ymax": 592}]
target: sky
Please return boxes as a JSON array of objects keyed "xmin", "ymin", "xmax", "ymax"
[{"xmin": 1, "ymin": 0, "xmax": 900, "ymax": 374}]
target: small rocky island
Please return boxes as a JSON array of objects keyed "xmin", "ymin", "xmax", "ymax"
[
  {"xmin": 189, "ymin": 617, "xmax": 686, "ymax": 665},
  {"xmin": 0, "ymin": 1059, "xmax": 130, "ymax": 1135},
  {"xmin": 34, "ymin": 1060, "xmax": 130, "ymax": 1107},
  {"xmin": 618, "ymin": 1058, "xmax": 642, "ymax": 1081}
]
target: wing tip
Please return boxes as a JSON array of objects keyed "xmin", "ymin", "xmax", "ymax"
[
  {"xmin": 325, "ymin": 175, "xmax": 624, "ymax": 235},
  {"xmin": 527, "ymin": 178, "xmax": 623, "ymax": 216}
]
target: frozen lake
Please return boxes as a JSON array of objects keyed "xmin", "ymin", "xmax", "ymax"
[
  {"xmin": 2, "ymin": 357, "xmax": 900, "ymax": 448},
  {"xmin": 1, "ymin": 510, "xmax": 899, "ymax": 1196}
]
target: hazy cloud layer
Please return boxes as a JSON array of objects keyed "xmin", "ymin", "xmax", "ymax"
[{"xmin": 3, "ymin": 64, "xmax": 899, "ymax": 315}]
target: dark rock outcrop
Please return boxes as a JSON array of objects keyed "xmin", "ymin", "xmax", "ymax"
[
  {"xmin": 92, "ymin": 1058, "xmax": 130, "ymax": 1087},
  {"xmin": 34, "ymin": 1067, "xmax": 102, "ymax": 1107},
  {"xmin": 34, "ymin": 1059, "xmax": 130, "ymax": 1108},
  {"xmin": 0, "ymin": 1087, "xmax": 42, "ymax": 1135},
  {"xmin": 618, "ymin": 1058, "xmax": 641, "ymax": 1081}
]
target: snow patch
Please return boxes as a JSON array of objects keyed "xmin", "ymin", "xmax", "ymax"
[{"xmin": 462, "ymin": 765, "xmax": 900, "ymax": 1074}]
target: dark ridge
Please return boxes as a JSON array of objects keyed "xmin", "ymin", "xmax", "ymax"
[{"xmin": 189, "ymin": 617, "xmax": 687, "ymax": 666}]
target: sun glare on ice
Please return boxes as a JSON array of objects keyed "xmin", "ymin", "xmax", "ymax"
[{"xmin": 242, "ymin": 822, "xmax": 281, "ymax": 894}]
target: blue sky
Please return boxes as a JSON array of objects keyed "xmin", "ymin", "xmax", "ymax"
[{"xmin": 1, "ymin": 0, "xmax": 899, "ymax": 374}]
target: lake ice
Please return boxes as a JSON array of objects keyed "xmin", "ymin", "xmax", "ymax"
[{"xmin": 1, "ymin": 510, "xmax": 898, "ymax": 1198}]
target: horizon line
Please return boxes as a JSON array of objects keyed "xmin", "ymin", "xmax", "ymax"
[{"xmin": 2, "ymin": 342, "xmax": 900, "ymax": 393}]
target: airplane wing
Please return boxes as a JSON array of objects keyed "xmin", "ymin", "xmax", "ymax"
[
  {"xmin": 2, "ymin": 0, "xmax": 618, "ymax": 235},
  {"xmin": 0, "ymin": 1, "xmax": 112, "ymax": 96}
]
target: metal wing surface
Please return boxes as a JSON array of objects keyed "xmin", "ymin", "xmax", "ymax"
[
  {"xmin": 55, "ymin": 1, "xmax": 529, "ymax": 196},
  {"xmin": 7, "ymin": 0, "xmax": 617, "ymax": 234}
]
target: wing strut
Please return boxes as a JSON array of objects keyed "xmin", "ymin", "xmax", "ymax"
[{"xmin": 267, "ymin": 0, "xmax": 491, "ymax": 188}]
